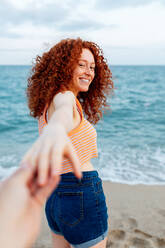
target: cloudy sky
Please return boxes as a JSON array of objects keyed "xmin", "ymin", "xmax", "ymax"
[{"xmin": 0, "ymin": 0, "xmax": 165, "ymax": 65}]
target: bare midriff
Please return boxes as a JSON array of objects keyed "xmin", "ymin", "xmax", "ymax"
[{"xmin": 81, "ymin": 160, "xmax": 95, "ymax": 171}]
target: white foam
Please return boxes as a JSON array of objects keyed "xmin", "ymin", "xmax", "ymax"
[
  {"xmin": 0, "ymin": 154, "xmax": 17, "ymax": 165},
  {"xmin": 0, "ymin": 145, "xmax": 165, "ymax": 185},
  {"xmin": 0, "ymin": 166, "xmax": 18, "ymax": 181},
  {"xmin": 153, "ymin": 147, "xmax": 165, "ymax": 165},
  {"xmin": 96, "ymin": 145, "xmax": 165, "ymax": 185}
]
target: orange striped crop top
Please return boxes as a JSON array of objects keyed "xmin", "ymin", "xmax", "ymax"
[{"xmin": 38, "ymin": 97, "xmax": 98, "ymax": 174}]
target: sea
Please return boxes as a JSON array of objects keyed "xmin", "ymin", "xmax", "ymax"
[{"xmin": 0, "ymin": 65, "xmax": 165, "ymax": 185}]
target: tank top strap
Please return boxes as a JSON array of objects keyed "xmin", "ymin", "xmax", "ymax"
[
  {"xmin": 75, "ymin": 97, "xmax": 83, "ymax": 120},
  {"xmin": 42, "ymin": 103, "xmax": 49, "ymax": 123}
]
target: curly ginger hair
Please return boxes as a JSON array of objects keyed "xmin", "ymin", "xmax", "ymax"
[{"xmin": 27, "ymin": 38, "xmax": 114, "ymax": 124}]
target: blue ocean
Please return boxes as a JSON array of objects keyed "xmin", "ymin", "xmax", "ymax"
[{"xmin": 0, "ymin": 65, "xmax": 165, "ymax": 185}]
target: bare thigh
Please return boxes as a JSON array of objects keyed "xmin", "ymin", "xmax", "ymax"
[
  {"xmin": 51, "ymin": 232, "xmax": 71, "ymax": 248},
  {"xmin": 51, "ymin": 232, "xmax": 107, "ymax": 248}
]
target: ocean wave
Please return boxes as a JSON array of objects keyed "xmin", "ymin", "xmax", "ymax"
[
  {"xmin": 0, "ymin": 65, "xmax": 165, "ymax": 184},
  {"xmin": 96, "ymin": 145, "xmax": 165, "ymax": 185}
]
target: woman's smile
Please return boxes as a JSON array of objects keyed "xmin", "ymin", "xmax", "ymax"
[{"xmin": 72, "ymin": 48, "xmax": 95, "ymax": 96}]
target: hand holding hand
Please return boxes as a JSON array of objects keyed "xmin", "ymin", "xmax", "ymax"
[{"xmin": 21, "ymin": 123, "xmax": 82, "ymax": 186}]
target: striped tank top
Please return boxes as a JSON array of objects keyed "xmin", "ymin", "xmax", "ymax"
[{"xmin": 38, "ymin": 97, "xmax": 98, "ymax": 174}]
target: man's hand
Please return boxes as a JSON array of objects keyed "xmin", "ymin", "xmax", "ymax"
[{"xmin": 0, "ymin": 162, "xmax": 59, "ymax": 248}]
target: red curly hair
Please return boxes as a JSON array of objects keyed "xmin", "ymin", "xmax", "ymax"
[{"xmin": 27, "ymin": 38, "xmax": 114, "ymax": 124}]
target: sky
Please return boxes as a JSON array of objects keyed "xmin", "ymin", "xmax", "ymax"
[{"xmin": 0, "ymin": 0, "xmax": 165, "ymax": 65}]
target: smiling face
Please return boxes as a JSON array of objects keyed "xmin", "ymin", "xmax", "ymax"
[{"xmin": 72, "ymin": 48, "xmax": 95, "ymax": 96}]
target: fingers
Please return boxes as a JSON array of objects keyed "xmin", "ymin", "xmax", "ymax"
[
  {"xmin": 21, "ymin": 139, "xmax": 52, "ymax": 187},
  {"xmin": 33, "ymin": 176, "xmax": 61, "ymax": 206},
  {"xmin": 50, "ymin": 145, "xmax": 63, "ymax": 175},
  {"xmin": 37, "ymin": 142, "xmax": 51, "ymax": 186},
  {"xmin": 65, "ymin": 144, "xmax": 82, "ymax": 179},
  {"xmin": 49, "ymin": 146, "xmax": 63, "ymax": 186},
  {"xmin": 20, "ymin": 130, "xmax": 82, "ymax": 191},
  {"xmin": 20, "ymin": 140, "xmax": 40, "ymax": 168},
  {"xmin": 18, "ymin": 140, "xmax": 82, "ymax": 208}
]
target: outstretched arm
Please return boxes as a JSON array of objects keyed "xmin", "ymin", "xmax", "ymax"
[{"xmin": 21, "ymin": 91, "xmax": 82, "ymax": 186}]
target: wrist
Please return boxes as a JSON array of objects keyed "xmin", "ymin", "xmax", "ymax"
[{"xmin": 43, "ymin": 122, "xmax": 66, "ymax": 136}]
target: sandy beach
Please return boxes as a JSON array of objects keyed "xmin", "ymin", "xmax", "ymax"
[{"xmin": 33, "ymin": 181, "xmax": 165, "ymax": 248}]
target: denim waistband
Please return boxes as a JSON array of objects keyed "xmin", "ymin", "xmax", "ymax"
[{"xmin": 60, "ymin": 170, "xmax": 99, "ymax": 181}]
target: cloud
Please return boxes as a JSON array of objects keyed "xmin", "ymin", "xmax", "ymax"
[
  {"xmin": 0, "ymin": 0, "xmax": 70, "ymax": 38},
  {"xmin": 0, "ymin": 48, "xmax": 33, "ymax": 52},
  {"xmin": 0, "ymin": 27, "xmax": 21, "ymax": 39},
  {"xmin": 0, "ymin": 0, "xmax": 165, "ymax": 65},
  {"xmin": 0, "ymin": 0, "xmax": 119, "ymax": 38},
  {"xmin": 94, "ymin": 0, "xmax": 165, "ymax": 10},
  {"xmin": 58, "ymin": 20, "xmax": 117, "ymax": 32}
]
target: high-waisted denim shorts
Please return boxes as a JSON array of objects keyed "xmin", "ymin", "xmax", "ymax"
[{"xmin": 45, "ymin": 170, "xmax": 109, "ymax": 248}]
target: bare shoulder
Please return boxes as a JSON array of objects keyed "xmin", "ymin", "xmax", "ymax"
[
  {"xmin": 47, "ymin": 91, "xmax": 76, "ymax": 122},
  {"xmin": 53, "ymin": 91, "xmax": 76, "ymax": 108}
]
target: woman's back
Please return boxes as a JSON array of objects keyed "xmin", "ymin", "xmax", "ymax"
[{"xmin": 38, "ymin": 93, "xmax": 98, "ymax": 174}]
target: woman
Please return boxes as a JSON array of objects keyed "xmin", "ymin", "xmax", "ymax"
[{"xmin": 24, "ymin": 38, "xmax": 114, "ymax": 248}]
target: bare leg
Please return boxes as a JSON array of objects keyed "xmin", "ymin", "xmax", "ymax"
[{"xmin": 51, "ymin": 232, "xmax": 72, "ymax": 248}]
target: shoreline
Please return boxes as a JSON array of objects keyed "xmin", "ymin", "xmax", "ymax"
[{"xmin": 33, "ymin": 181, "xmax": 165, "ymax": 248}]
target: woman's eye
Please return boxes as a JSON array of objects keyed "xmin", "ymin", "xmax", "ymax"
[{"xmin": 79, "ymin": 63, "xmax": 85, "ymax": 67}]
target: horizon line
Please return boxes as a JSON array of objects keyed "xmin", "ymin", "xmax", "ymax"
[{"xmin": 0, "ymin": 64, "xmax": 165, "ymax": 66}]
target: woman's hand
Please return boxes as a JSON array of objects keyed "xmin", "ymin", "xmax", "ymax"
[{"xmin": 21, "ymin": 123, "xmax": 82, "ymax": 186}]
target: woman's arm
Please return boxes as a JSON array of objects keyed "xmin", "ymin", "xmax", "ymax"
[
  {"xmin": 47, "ymin": 90, "xmax": 75, "ymax": 133},
  {"xmin": 21, "ymin": 91, "xmax": 82, "ymax": 187}
]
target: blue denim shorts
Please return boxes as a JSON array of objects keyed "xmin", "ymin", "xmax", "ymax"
[{"xmin": 45, "ymin": 170, "xmax": 109, "ymax": 248}]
